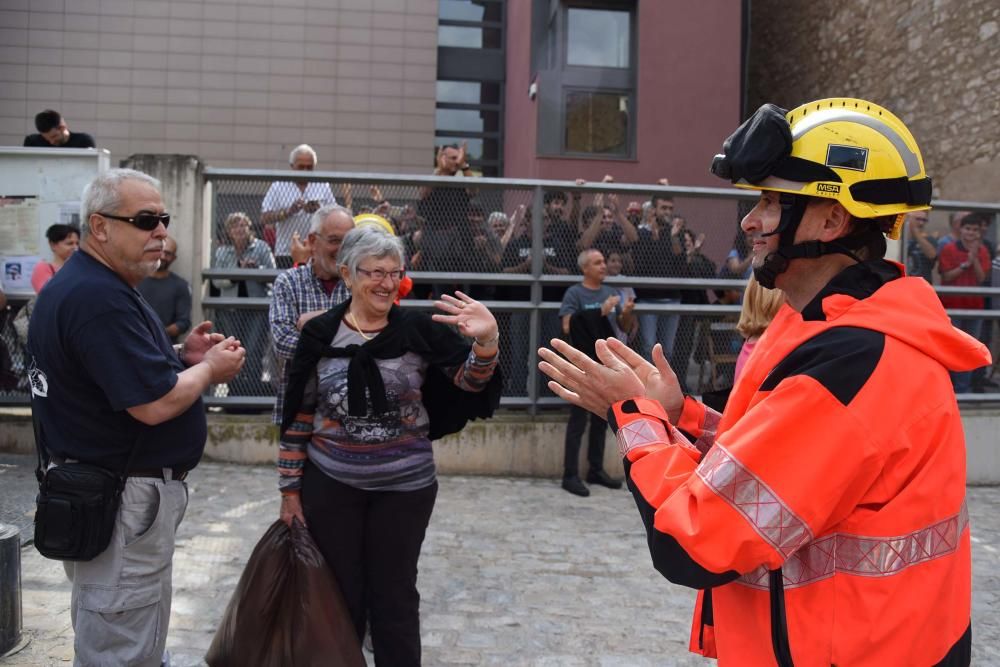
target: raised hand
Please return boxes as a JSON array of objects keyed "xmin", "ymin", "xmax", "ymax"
[
  {"xmin": 600, "ymin": 294, "xmax": 621, "ymax": 317},
  {"xmin": 290, "ymin": 231, "xmax": 311, "ymax": 266},
  {"xmin": 431, "ymin": 291, "xmax": 498, "ymax": 343}
]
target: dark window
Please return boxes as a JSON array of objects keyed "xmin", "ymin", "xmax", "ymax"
[
  {"xmin": 435, "ymin": 108, "xmax": 501, "ymax": 134},
  {"xmin": 534, "ymin": 1, "xmax": 637, "ymax": 158},
  {"xmin": 564, "ymin": 91, "xmax": 629, "ymax": 155},
  {"xmin": 439, "ymin": 24, "xmax": 503, "ymax": 48},
  {"xmin": 436, "ymin": 81, "xmax": 502, "ymax": 105}
]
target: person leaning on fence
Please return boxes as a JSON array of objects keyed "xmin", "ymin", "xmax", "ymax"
[
  {"xmin": 268, "ymin": 204, "xmax": 355, "ymax": 425},
  {"xmin": 261, "ymin": 144, "xmax": 336, "ymax": 268},
  {"xmin": 277, "ymin": 225, "xmax": 501, "ymax": 665},
  {"xmin": 632, "ymin": 193, "xmax": 685, "ymax": 359},
  {"xmin": 938, "ymin": 210, "xmax": 992, "ymax": 394},
  {"xmin": 413, "ymin": 142, "xmax": 478, "ymax": 294},
  {"xmin": 212, "ymin": 212, "xmax": 276, "ymax": 397},
  {"xmin": 27, "ymin": 168, "xmax": 245, "ymax": 667},
  {"xmin": 538, "ymin": 98, "xmax": 987, "ymax": 666},
  {"xmin": 23, "ymin": 108, "xmax": 95, "ymax": 148},
  {"xmin": 667, "ymin": 227, "xmax": 719, "ymax": 392},
  {"xmin": 903, "ymin": 208, "xmax": 937, "ymax": 282}
]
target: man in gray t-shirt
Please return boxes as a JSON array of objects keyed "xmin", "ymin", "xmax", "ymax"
[{"xmin": 558, "ymin": 249, "xmax": 635, "ymax": 497}]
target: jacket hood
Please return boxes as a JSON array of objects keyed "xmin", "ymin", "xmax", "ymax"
[{"xmin": 809, "ymin": 262, "xmax": 991, "ymax": 373}]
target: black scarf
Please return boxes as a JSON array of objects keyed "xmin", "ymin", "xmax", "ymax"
[{"xmin": 281, "ymin": 299, "xmax": 502, "ymax": 441}]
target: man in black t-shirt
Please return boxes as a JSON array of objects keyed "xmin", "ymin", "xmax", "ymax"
[
  {"xmin": 27, "ymin": 168, "xmax": 244, "ymax": 665},
  {"xmin": 632, "ymin": 194, "xmax": 685, "ymax": 357},
  {"xmin": 414, "ymin": 142, "xmax": 478, "ymax": 297},
  {"xmin": 23, "ymin": 109, "xmax": 95, "ymax": 148}
]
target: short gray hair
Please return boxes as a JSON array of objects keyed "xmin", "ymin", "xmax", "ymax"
[
  {"xmin": 338, "ymin": 225, "xmax": 405, "ymax": 282},
  {"xmin": 289, "ymin": 143, "xmax": 317, "ymax": 165},
  {"xmin": 309, "ymin": 203, "xmax": 354, "ymax": 234},
  {"xmin": 80, "ymin": 168, "xmax": 161, "ymax": 236},
  {"xmin": 577, "ymin": 248, "xmax": 600, "ymax": 271}
]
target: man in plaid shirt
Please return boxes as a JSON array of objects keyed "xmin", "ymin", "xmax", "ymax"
[{"xmin": 268, "ymin": 204, "xmax": 354, "ymax": 423}]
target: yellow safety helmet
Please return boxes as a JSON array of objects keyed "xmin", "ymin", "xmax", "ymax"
[
  {"xmin": 712, "ymin": 98, "xmax": 932, "ymax": 240},
  {"xmin": 353, "ymin": 213, "xmax": 396, "ymax": 236}
]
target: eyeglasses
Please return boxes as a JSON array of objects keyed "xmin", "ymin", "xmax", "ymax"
[
  {"xmin": 98, "ymin": 211, "xmax": 170, "ymax": 231},
  {"xmin": 356, "ymin": 267, "xmax": 405, "ymax": 282}
]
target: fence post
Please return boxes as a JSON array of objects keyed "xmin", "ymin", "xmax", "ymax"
[
  {"xmin": 527, "ymin": 185, "xmax": 546, "ymax": 415},
  {"xmin": 0, "ymin": 523, "xmax": 22, "ymax": 657}
]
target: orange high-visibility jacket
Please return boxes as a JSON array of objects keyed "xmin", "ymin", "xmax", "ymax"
[{"xmin": 610, "ymin": 262, "xmax": 990, "ymax": 666}]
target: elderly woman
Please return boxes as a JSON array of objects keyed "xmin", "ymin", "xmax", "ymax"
[
  {"xmin": 212, "ymin": 212, "xmax": 276, "ymax": 396},
  {"xmin": 278, "ymin": 225, "xmax": 501, "ymax": 665}
]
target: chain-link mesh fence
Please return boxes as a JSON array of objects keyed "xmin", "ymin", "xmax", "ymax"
[{"xmin": 3, "ymin": 173, "xmax": 999, "ymax": 410}]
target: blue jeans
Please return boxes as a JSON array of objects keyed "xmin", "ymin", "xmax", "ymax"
[
  {"xmin": 950, "ymin": 318, "xmax": 983, "ymax": 394},
  {"xmin": 639, "ymin": 298, "xmax": 681, "ymax": 358}
]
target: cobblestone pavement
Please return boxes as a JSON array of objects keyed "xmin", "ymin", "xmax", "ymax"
[{"xmin": 1, "ymin": 453, "xmax": 998, "ymax": 666}]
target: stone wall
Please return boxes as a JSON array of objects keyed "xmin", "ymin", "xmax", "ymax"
[{"xmin": 747, "ymin": 0, "xmax": 1000, "ymax": 202}]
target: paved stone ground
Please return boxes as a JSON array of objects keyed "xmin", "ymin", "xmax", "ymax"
[{"xmin": 1, "ymin": 453, "xmax": 998, "ymax": 666}]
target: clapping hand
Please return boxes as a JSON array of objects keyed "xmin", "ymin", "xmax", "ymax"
[
  {"xmin": 537, "ymin": 338, "xmax": 644, "ymax": 417},
  {"xmin": 180, "ymin": 321, "xmax": 226, "ymax": 366},
  {"xmin": 600, "ymin": 294, "xmax": 621, "ymax": 317}
]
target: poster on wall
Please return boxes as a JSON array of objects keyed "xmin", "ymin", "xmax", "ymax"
[
  {"xmin": 2, "ymin": 256, "xmax": 39, "ymax": 293},
  {"xmin": 0, "ymin": 197, "xmax": 40, "ymax": 256},
  {"xmin": 0, "ymin": 198, "xmax": 42, "ymax": 295}
]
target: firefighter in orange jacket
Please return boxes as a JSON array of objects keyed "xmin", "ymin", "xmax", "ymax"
[{"xmin": 538, "ymin": 99, "xmax": 990, "ymax": 666}]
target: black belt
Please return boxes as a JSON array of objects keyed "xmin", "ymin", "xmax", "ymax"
[{"xmin": 127, "ymin": 468, "xmax": 188, "ymax": 482}]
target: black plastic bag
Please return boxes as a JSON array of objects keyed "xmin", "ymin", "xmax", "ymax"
[{"xmin": 206, "ymin": 519, "xmax": 364, "ymax": 667}]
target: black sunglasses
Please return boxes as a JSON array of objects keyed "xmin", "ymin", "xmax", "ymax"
[{"xmin": 98, "ymin": 211, "xmax": 171, "ymax": 231}]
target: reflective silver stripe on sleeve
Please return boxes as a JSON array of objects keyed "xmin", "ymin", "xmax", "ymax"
[
  {"xmin": 616, "ymin": 418, "xmax": 670, "ymax": 457},
  {"xmin": 738, "ymin": 500, "xmax": 970, "ymax": 590},
  {"xmin": 696, "ymin": 444, "xmax": 813, "ymax": 559}
]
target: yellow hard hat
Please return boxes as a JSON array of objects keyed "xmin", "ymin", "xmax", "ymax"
[
  {"xmin": 712, "ymin": 98, "xmax": 932, "ymax": 240},
  {"xmin": 353, "ymin": 213, "xmax": 396, "ymax": 236}
]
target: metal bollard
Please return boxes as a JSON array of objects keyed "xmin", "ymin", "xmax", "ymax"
[{"xmin": 0, "ymin": 523, "xmax": 22, "ymax": 656}]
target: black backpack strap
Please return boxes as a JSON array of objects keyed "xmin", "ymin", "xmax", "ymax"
[
  {"xmin": 769, "ymin": 568, "xmax": 795, "ymax": 667},
  {"xmin": 30, "ymin": 399, "xmax": 48, "ymax": 484}
]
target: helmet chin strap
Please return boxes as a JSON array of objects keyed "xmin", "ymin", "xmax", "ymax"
[
  {"xmin": 753, "ymin": 193, "xmax": 863, "ymax": 289},
  {"xmin": 753, "ymin": 241, "xmax": 863, "ymax": 289}
]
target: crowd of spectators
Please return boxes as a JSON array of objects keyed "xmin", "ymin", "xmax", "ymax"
[
  {"xmin": 203, "ymin": 147, "xmax": 775, "ymax": 397},
  {"xmin": 909, "ymin": 210, "xmax": 997, "ymax": 393},
  {"xmin": 201, "ymin": 144, "xmax": 996, "ymax": 398}
]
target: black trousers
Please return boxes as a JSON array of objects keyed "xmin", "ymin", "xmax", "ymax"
[
  {"xmin": 563, "ymin": 404, "xmax": 607, "ymax": 479},
  {"xmin": 301, "ymin": 462, "xmax": 438, "ymax": 667}
]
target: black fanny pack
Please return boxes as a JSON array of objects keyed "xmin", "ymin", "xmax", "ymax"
[
  {"xmin": 34, "ymin": 462, "xmax": 125, "ymax": 561},
  {"xmin": 30, "ymin": 411, "xmax": 138, "ymax": 562}
]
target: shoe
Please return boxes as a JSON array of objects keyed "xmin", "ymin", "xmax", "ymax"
[
  {"xmin": 586, "ymin": 469, "xmax": 623, "ymax": 489},
  {"xmin": 562, "ymin": 477, "xmax": 590, "ymax": 497}
]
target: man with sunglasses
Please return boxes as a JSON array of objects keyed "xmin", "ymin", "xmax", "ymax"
[{"xmin": 27, "ymin": 168, "xmax": 246, "ymax": 667}]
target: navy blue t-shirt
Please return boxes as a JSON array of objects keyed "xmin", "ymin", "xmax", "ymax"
[{"xmin": 27, "ymin": 251, "xmax": 207, "ymax": 472}]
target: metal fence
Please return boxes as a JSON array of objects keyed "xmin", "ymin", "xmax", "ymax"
[{"xmin": 2, "ymin": 170, "xmax": 999, "ymax": 411}]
